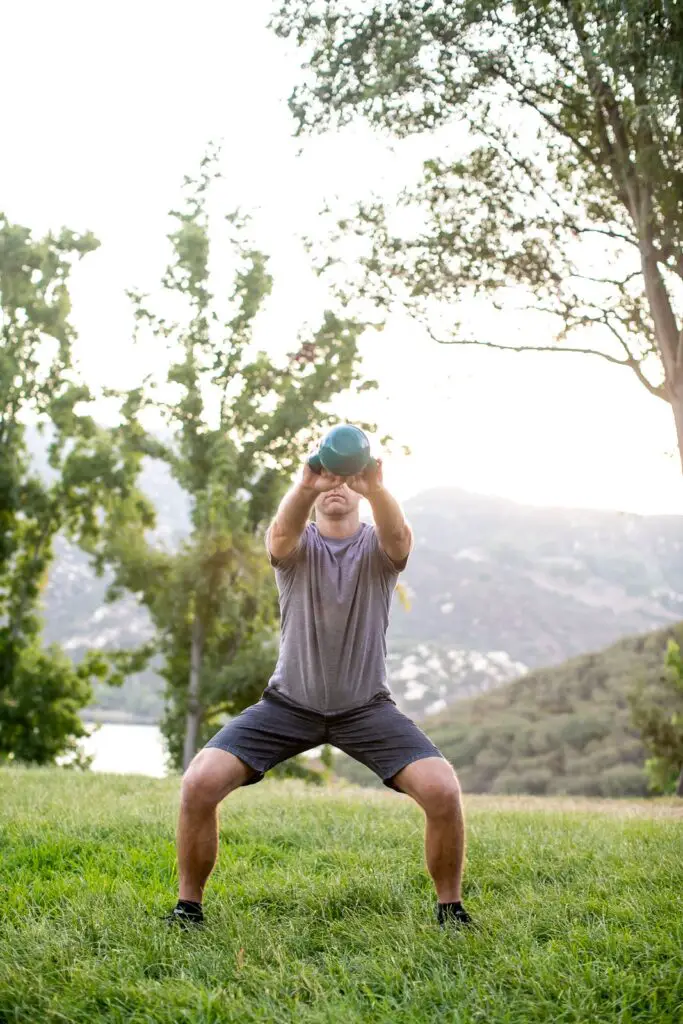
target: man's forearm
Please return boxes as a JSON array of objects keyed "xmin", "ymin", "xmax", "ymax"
[
  {"xmin": 368, "ymin": 486, "xmax": 412, "ymax": 562},
  {"xmin": 268, "ymin": 482, "xmax": 317, "ymax": 555}
]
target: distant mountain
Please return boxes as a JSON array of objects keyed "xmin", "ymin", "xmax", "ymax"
[
  {"xmin": 335, "ymin": 620, "xmax": 683, "ymax": 797},
  {"xmin": 40, "ymin": 470, "xmax": 683, "ymax": 723},
  {"xmin": 395, "ymin": 488, "xmax": 683, "ymax": 663},
  {"xmin": 382, "ymin": 488, "xmax": 682, "ymax": 718}
]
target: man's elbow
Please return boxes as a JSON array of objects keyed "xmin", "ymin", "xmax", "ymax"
[
  {"xmin": 267, "ymin": 521, "xmax": 297, "ymax": 561},
  {"xmin": 383, "ymin": 525, "xmax": 413, "ymax": 562}
]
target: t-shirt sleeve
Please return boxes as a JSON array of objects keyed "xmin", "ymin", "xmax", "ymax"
[
  {"xmin": 265, "ymin": 523, "xmax": 310, "ymax": 571},
  {"xmin": 369, "ymin": 526, "xmax": 410, "ymax": 576}
]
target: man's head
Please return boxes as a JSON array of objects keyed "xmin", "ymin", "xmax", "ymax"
[{"xmin": 314, "ymin": 482, "xmax": 361, "ymax": 524}]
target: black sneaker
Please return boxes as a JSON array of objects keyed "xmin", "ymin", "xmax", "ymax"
[
  {"xmin": 437, "ymin": 901, "xmax": 473, "ymax": 928},
  {"xmin": 164, "ymin": 903, "xmax": 204, "ymax": 929}
]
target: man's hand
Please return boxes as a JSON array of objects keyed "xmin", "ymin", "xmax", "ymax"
[
  {"xmin": 301, "ymin": 463, "xmax": 345, "ymax": 493},
  {"xmin": 347, "ymin": 458, "xmax": 384, "ymax": 497}
]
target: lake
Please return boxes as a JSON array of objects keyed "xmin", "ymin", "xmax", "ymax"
[{"xmin": 82, "ymin": 723, "xmax": 168, "ymax": 778}]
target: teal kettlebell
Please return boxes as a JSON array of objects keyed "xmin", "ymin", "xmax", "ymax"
[{"xmin": 308, "ymin": 424, "xmax": 376, "ymax": 477}]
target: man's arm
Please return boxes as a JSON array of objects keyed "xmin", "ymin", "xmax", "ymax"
[
  {"xmin": 267, "ymin": 463, "xmax": 344, "ymax": 561},
  {"xmin": 267, "ymin": 482, "xmax": 317, "ymax": 561},
  {"xmin": 368, "ymin": 486, "xmax": 413, "ymax": 565},
  {"xmin": 348, "ymin": 458, "xmax": 412, "ymax": 565}
]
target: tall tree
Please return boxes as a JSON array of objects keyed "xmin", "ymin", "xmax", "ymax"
[
  {"xmin": 0, "ymin": 214, "xmax": 149, "ymax": 764},
  {"xmin": 630, "ymin": 640, "xmax": 683, "ymax": 796},
  {"xmin": 102, "ymin": 155, "xmax": 373, "ymax": 770},
  {"xmin": 273, "ymin": 0, "xmax": 683, "ymax": 467}
]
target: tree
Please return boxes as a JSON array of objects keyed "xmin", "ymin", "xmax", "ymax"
[
  {"xmin": 273, "ymin": 0, "xmax": 683, "ymax": 468},
  {"xmin": 630, "ymin": 640, "xmax": 683, "ymax": 796},
  {"xmin": 0, "ymin": 646, "xmax": 108, "ymax": 767},
  {"xmin": 0, "ymin": 214, "xmax": 148, "ymax": 764},
  {"xmin": 102, "ymin": 154, "xmax": 374, "ymax": 770}
]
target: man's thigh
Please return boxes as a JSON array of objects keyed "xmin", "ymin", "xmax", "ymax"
[
  {"xmin": 328, "ymin": 697, "xmax": 445, "ymax": 791},
  {"xmin": 204, "ymin": 692, "xmax": 326, "ymax": 786}
]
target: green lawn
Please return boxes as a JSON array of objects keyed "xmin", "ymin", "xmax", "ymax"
[{"xmin": 0, "ymin": 770, "xmax": 681, "ymax": 1024}]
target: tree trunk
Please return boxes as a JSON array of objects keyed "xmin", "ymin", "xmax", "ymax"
[
  {"xmin": 182, "ymin": 615, "xmax": 205, "ymax": 772},
  {"xmin": 671, "ymin": 383, "xmax": 683, "ymax": 475},
  {"xmin": 638, "ymin": 246, "xmax": 683, "ymax": 472},
  {"xmin": 676, "ymin": 765, "xmax": 683, "ymax": 798}
]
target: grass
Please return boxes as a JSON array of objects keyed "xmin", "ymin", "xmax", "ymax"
[{"xmin": 0, "ymin": 769, "xmax": 681, "ymax": 1024}]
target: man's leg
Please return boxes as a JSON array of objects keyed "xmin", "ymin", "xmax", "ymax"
[
  {"xmin": 328, "ymin": 699, "xmax": 471, "ymax": 923},
  {"xmin": 167, "ymin": 693, "xmax": 325, "ymax": 925},
  {"xmin": 393, "ymin": 756, "xmax": 471, "ymax": 923},
  {"xmin": 177, "ymin": 747, "xmax": 254, "ymax": 904}
]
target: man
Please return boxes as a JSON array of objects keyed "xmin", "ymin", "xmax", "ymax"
[{"xmin": 167, "ymin": 455, "xmax": 471, "ymax": 928}]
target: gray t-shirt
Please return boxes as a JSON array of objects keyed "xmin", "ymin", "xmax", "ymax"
[{"xmin": 266, "ymin": 522, "xmax": 407, "ymax": 713}]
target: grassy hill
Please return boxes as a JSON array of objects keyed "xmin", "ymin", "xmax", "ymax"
[
  {"xmin": 1, "ymin": 769, "xmax": 681, "ymax": 1023},
  {"xmin": 336, "ymin": 622, "xmax": 683, "ymax": 797}
]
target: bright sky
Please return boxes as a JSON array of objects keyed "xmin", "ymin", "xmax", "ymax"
[{"xmin": 2, "ymin": 0, "xmax": 681, "ymax": 515}]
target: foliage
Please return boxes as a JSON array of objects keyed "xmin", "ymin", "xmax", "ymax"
[
  {"xmin": 0, "ymin": 646, "xmax": 108, "ymax": 767},
  {"xmin": 336, "ymin": 622, "xmax": 683, "ymax": 796},
  {"xmin": 2, "ymin": 769, "xmax": 682, "ymax": 1023},
  {"xmin": 0, "ymin": 214, "xmax": 149, "ymax": 764},
  {"xmin": 101, "ymin": 152, "xmax": 373, "ymax": 769},
  {"xmin": 629, "ymin": 640, "xmax": 683, "ymax": 795},
  {"xmin": 274, "ymin": 0, "xmax": 683, "ymax": 464},
  {"xmin": 643, "ymin": 756, "xmax": 680, "ymax": 795},
  {"xmin": 270, "ymin": 757, "xmax": 326, "ymax": 785}
]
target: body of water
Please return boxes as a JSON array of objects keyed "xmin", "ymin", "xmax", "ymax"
[{"xmin": 82, "ymin": 724, "xmax": 168, "ymax": 777}]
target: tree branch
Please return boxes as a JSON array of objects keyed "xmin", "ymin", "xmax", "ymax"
[
  {"xmin": 562, "ymin": 1, "xmax": 641, "ymax": 218},
  {"xmin": 422, "ymin": 325, "xmax": 668, "ymax": 401},
  {"xmin": 474, "ymin": 119, "xmax": 577, "ymax": 222},
  {"xmin": 430, "ymin": 334, "xmax": 626, "ymax": 363},
  {"xmin": 493, "ymin": 69, "xmax": 602, "ymax": 170},
  {"xmin": 568, "ymin": 270, "xmax": 642, "ymax": 287},
  {"xmin": 625, "ymin": 359, "xmax": 669, "ymax": 400},
  {"xmin": 485, "ymin": 49, "xmax": 626, "ymax": 207},
  {"xmin": 597, "ymin": 316, "xmax": 667, "ymax": 399},
  {"xmin": 571, "ymin": 225, "xmax": 638, "ymax": 247}
]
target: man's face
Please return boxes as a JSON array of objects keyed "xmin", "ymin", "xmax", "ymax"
[{"xmin": 315, "ymin": 483, "xmax": 361, "ymax": 520}]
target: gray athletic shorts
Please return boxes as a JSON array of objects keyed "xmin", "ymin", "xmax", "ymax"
[{"xmin": 205, "ymin": 688, "xmax": 444, "ymax": 792}]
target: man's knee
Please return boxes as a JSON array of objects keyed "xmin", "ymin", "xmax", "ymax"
[
  {"xmin": 181, "ymin": 748, "xmax": 250, "ymax": 809},
  {"xmin": 181, "ymin": 763, "xmax": 220, "ymax": 811},
  {"xmin": 424, "ymin": 774, "xmax": 462, "ymax": 820},
  {"xmin": 399, "ymin": 757, "xmax": 462, "ymax": 818}
]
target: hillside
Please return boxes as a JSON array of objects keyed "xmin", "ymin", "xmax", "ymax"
[
  {"xmin": 39, "ymin": 470, "xmax": 683, "ymax": 722},
  {"xmin": 394, "ymin": 488, "xmax": 683, "ymax": 665},
  {"xmin": 334, "ymin": 621, "xmax": 683, "ymax": 797}
]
